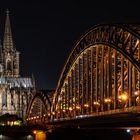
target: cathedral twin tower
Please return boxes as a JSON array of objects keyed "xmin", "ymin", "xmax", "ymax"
[{"xmin": 0, "ymin": 10, "xmax": 33, "ymax": 120}]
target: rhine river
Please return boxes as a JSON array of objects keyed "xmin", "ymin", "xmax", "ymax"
[{"xmin": 0, "ymin": 128, "xmax": 132, "ymax": 140}]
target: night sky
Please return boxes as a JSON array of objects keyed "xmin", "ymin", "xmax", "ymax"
[{"xmin": 0, "ymin": 0, "xmax": 140, "ymax": 90}]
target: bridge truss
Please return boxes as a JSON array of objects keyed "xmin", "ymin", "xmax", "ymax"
[
  {"xmin": 51, "ymin": 24, "xmax": 140, "ymax": 120},
  {"xmin": 26, "ymin": 91, "xmax": 51, "ymax": 124}
]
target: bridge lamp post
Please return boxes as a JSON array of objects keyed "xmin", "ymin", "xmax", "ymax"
[
  {"xmin": 84, "ymin": 104, "xmax": 89, "ymax": 108},
  {"xmin": 104, "ymin": 98, "xmax": 111, "ymax": 111},
  {"xmin": 57, "ymin": 110, "xmax": 60, "ymax": 115},
  {"xmin": 76, "ymin": 105, "xmax": 80, "ymax": 115},
  {"xmin": 93, "ymin": 101, "xmax": 100, "ymax": 112},
  {"xmin": 62, "ymin": 109, "xmax": 66, "ymax": 118},
  {"xmin": 76, "ymin": 105, "xmax": 80, "ymax": 110},
  {"xmin": 47, "ymin": 112, "xmax": 51, "ymax": 121},
  {"xmin": 134, "ymin": 91, "xmax": 139, "ymax": 106},
  {"xmin": 118, "ymin": 93, "xmax": 128, "ymax": 109},
  {"xmin": 51, "ymin": 112, "xmax": 55, "ymax": 118},
  {"xmin": 84, "ymin": 104, "xmax": 89, "ymax": 114},
  {"xmin": 68, "ymin": 107, "xmax": 73, "ymax": 118},
  {"xmin": 68, "ymin": 107, "xmax": 73, "ymax": 111},
  {"xmin": 47, "ymin": 113, "xmax": 51, "ymax": 117}
]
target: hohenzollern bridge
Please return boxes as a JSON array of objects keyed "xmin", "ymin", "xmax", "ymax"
[{"xmin": 26, "ymin": 24, "xmax": 140, "ymax": 138}]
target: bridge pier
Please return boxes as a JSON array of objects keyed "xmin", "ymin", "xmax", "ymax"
[
  {"xmin": 132, "ymin": 134, "xmax": 140, "ymax": 140},
  {"xmin": 33, "ymin": 130, "xmax": 46, "ymax": 140}
]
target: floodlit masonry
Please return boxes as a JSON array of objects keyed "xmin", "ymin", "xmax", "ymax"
[{"xmin": 0, "ymin": 10, "xmax": 34, "ymax": 121}]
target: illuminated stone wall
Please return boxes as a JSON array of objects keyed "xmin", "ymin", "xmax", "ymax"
[
  {"xmin": 0, "ymin": 10, "xmax": 35, "ymax": 121},
  {"xmin": 0, "ymin": 79, "xmax": 33, "ymax": 120}
]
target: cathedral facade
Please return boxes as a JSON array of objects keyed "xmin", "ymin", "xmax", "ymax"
[{"xmin": 0, "ymin": 11, "xmax": 34, "ymax": 120}]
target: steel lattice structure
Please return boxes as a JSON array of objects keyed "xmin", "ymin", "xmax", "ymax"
[
  {"xmin": 26, "ymin": 91, "xmax": 51, "ymax": 123},
  {"xmin": 51, "ymin": 24, "xmax": 140, "ymax": 120}
]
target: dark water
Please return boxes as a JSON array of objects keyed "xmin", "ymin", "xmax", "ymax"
[
  {"xmin": 0, "ymin": 133, "xmax": 35, "ymax": 140},
  {"xmin": 47, "ymin": 128, "xmax": 132, "ymax": 140},
  {"xmin": 0, "ymin": 129, "xmax": 132, "ymax": 140}
]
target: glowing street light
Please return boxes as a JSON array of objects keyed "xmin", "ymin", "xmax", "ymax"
[
  {"xmin": 121, "ymin": 94, "xmax": 128, "ymax": 101},
  {"xmin": 62, "ymin": 109, "xmax": 66, "ymax": 112},
  {"xmin": 104, "ymin": 98, "xmax": 111, "ymax": 110},
  {"xmin": 52, "ymin": 112, "xmax": 55, "ymax": 116},
  {"xmin": 94, "ymin": 101, "xmax": 100, "ymax": 106},
  {"xmin": 134, "ymin": 91, "xmax": 139, "ymax": 96},
  {"xmin": 76, "ymin": 105, "xmax": 80, "ymax": 110},
  {"xmin": 104, "ymin": 98, "xmax": 111, "ymax": 103},
  {"xmin": 69, "ymin": 107, "xmax": 73, "ymax": 111},
  {"xmin": 134, "ymin": 90, "xmax": 140, "ymax": 106},
  {"xmin": 118, "ymin": 93, "xmax": 128, "ymax": 102},
  {"xmin": 84, "ymin": 104, "xmax": 89, "ymax": 108},
  {"xmin": 94, "ymin": 101, "xmax": 100, "ymax": 112},
  {"xmin": 118, "ymin": 92, "xmax": 128, "ymax": 108},
  {"xmin": 33, "ymin": 130, "xmax": 37, "ymax": 135}
]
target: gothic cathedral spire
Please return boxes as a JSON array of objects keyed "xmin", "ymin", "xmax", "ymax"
[
  {"xmin": 0, "ymin": 10, "xmax": 33, "ymax": 121},
  {"xmin": 3, "ymin": 9, "xmax": 14, "ymax": 51},
  {"xmin": 2, "ymin": 9, "xmax": 20, "ymax": 77}
]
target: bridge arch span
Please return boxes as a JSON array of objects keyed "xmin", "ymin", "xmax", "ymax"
[
  {"xmin": 26, "ymin": 91, "xmax": 51, "ymax": 120},
  {"xmin": 52, "ymin": 24, "xmax": 140, "ymax": 120}
]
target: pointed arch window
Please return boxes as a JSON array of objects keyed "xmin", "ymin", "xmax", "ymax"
[
  {"xmin": 7, "ymin": 60, "xmax": 12, "ymax": 71},
  {"xmin": 2, "ymin": 93, "xmax": 7, "ymax": 107}
]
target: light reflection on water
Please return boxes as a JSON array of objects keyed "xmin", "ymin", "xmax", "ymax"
[
  {"xmin": 0, "ymin": 130, "xmax": 132, "ymax": 140},
  {"xmin": 0, "ymin": 134, "xmax": 34, "ymax": 140}
]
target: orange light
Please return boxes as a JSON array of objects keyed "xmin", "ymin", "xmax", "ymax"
[
  {"xmin": 33, "ymin": 130, "xmax": 37, "ymax": 135},
  {"xmin": 52, "ymin": 112, "xmax": 55, "ymax": 115},
  {"xmin": 134, "ymin": 91, "xmax": 139, "ymax": 96},
  {"xmin": 118, "ymin": 95, "xmax": 121, "ymax": 99},
  {"xmin": 94, "ymin": 101, "xmax": 100, "ymax": 106},
  {"xmin": 35, "ymin": 131, "xmax": 46, "ymax": 140},
  {"xmin": 69, "ymin": 107, "xmax": 73, "ymax": 111},
  {"xmin": 104, "ymin": 99, "xmax": 108, "ymax": 103},
  {"xmin": 118, "ymin": 92, "xmax": 128, "ymax": 102},
  {"xmin": 84, "ymin": 104, "xmax": 89, "ymax": 108},
  {"xmin": 104, "ymin": 98, "xmax": 111, "ymax": 103},
  {"xmin": 121, "ymin": 94, "xmax": 128, "ymax": 101},
  {"xmin": 76, "ymin": 106, "xmax": 80, "ymax": 110}
]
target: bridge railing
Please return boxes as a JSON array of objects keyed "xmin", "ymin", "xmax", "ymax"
[
  {"xmin": 26, "ymin": 106, "xmax": 140, "ymax": 124},
  {"xmin": 52, "ymin": 106, "xmax": 140, "ymax": 122}
]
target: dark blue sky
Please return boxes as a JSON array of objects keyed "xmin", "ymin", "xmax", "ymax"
[{"xmin": 0, "ymin": 0, "xmax": 140, "ymax": 90}]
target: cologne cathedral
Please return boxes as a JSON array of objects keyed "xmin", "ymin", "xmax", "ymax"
[{"xmin": 0, "ymin": 11, "xmax": 34, "ymax": 120}]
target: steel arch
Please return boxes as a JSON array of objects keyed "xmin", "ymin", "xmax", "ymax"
[
  {"xmin": 52, "ymin": 24, "xmax": 140, "ymax": 118},
  {"xmin": 27, "ymin": 91, "xmax": 51, "ymax": 118}
]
